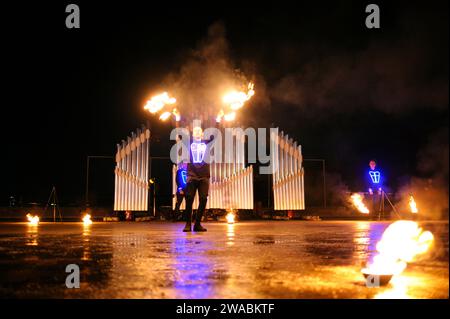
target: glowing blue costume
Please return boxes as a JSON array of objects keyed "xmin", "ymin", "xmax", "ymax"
[
  {"xmin": 367, "ymin": 168, "xmax": 383, "ymax": 194},
  {"xmin": 176, "ymin": 167, "xmax": 187, "ymax": 194}
]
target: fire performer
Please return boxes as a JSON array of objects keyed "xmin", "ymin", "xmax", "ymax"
[
  {"xmin": 173, "ymin": 162, "xmax": 187, "ymax": 221},
  {"xmin": 183, "ymin": 124, "xmax": 215, "ymax": 232},
  {"xmin": 366, "ymin": 159, "xmax": 383, "ymax": 217}
]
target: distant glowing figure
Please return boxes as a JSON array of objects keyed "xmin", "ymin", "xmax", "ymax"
[
  {"xmin": 369, "ymin": 170, "xmax": 381, "ymax": 184},
  {"xmin": 367, "ymin": 160, "xmax": 383, "ymax": 195}
]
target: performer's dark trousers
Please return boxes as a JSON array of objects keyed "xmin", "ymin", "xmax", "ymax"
[
  {"xmin": 173, "ymin": 192, "xmax": 184, "ymax": 221},
  {"xmin": 185, "ymin": 178, "xmax": 209, "ymax": 224},
  {"xmin": 368, "ymin": 193, "xmax": 382, "ymax": 218}
]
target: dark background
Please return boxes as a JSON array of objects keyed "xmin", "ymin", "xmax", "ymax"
[{"xmin": 1, "ymin": 1, "xmax": 448, "ymax": 208}]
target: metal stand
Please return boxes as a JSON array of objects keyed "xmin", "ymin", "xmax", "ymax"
[
  {"xmin": 380, "ymin": 190, "xmax": 401, "ymax": 219},
  {"xmin": 43, "ymin": 186, "xmax": 63, "ymax": 222}
]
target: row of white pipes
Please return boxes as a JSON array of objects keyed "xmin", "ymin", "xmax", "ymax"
[
  {"xmin": 172, "ymin": 164, "xmax": 254, "ymax": 210},
  {"xmin": 114, "ymin": 126, "xmax": 151, "ymax": 211},
  {"xmin": 271, "ymin": 130, "xmax": 305, "ymax": 210}
]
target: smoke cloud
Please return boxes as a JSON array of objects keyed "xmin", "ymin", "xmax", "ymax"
[
  {"xmin": 162, "ymin": 22, "xmax": 268, "ymax": 126},
  {"xmin": 396, "ymin": 127, "xmax": 449, "ymax": 219}
]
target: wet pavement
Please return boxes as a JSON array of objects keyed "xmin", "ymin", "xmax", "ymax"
[{"xmin": 0, "ymin": 220, "xmax": 447, "ymax": 299}]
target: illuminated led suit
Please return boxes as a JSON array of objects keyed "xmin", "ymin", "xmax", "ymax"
[
  {"xmin": 183, "ymin": 132, "xmax": 215, "ymax": 232},
  {"xmin": 366, "ymin": 165, "xmax": 383, "ymax": 215},
  {"xmin": 173, "ymin": 165, "xmax": 187, "ymax": 221},
  {"xmin": 367, "ymin": 168, "xmax": 383, "ymax": 195}
]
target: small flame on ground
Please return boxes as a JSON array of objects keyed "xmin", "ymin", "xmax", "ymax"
[
  {"xmin": 409, "ymin": 195, "xmax": 418, "ymax": 213},
  {"xmin": 363, "ymin": 220, "xmax": 434, "ymax": 276},
  {"xmin": 26, "ymin": 214, "xmax": 40, "ymax": 225},
  {"xmin": 83, "ymin": 214, "xmax": 93, "ymax": 226},
  {"xmin": 350, "ymin": 193, "xmax": 370, "ymax": 214},
  {"xmin": 226, "ymin": 211, "xmax": 236, "ymax": 224}
]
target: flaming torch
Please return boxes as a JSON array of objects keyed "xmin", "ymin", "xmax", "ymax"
[
  {"xmin": 83, "ymin": 214, "xmax": 93, "ymax": 226},
  {"xmin": 218, "ymin": 82, "xmax": 255, "ymax": 123},
  {"xmin": 409, "ymin": 195, "xmax": 418, "ymax": 214},
  {"xmin": 26, "ymin": 214, "xmax": 40, "ymax": 226},
  {"xmin": 362, "ymin": 220, "xmax": 434, "ymax": 285},
  {"xmin": 350, "ymin": 193, "xmax": 370, "ymax": 214},
  {"xmin": 144, "ymin": 92, "xmax": 178, "ymax": 122}
]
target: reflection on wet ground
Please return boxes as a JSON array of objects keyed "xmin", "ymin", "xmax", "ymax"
[{"xmin": 0, "ymin": 221, "xmax": 447, "ymax": 298}]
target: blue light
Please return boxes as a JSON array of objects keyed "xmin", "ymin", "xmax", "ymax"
[
  {"xmin": 190, "ymin": 142, "xmax": 207, "ymax": 163},
  {"xmin": 369, "ymin": 170, "xmax": 381, "ymax": 184},
  {"xmin": 181, "ymin": 170, "xmax": 187, "ymax": 185}
]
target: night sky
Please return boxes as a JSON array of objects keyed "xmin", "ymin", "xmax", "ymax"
[{"xmin": 2, "ymin": 1, "xmax": 448, "ymax": 208}]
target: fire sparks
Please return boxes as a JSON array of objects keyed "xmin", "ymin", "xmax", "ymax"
[
  {"xmin": 218, "ymin": 82, "xmax": 255, "ymax": 123},
  {"xmin": 83, "ymin": 214, "xmax": 93, "ymax": 226},
  {"xmin": 224, "ymin": 112, "xmax": 236, "ymax": 122},
  {"xmin": 226, "ymin": 210, "xmax": 236, "ymax": 224},
  {"xmin": 350, "ymin": 193, "xmax": 369, "ymax": 214},
  {"xmin": 26, "ymin": 214, "xmax": 40, "ymax": 226},
  {"xmin": 222, "ymin": 82, "xmax": 255, "ymax": 110},
  {"xmin": 363, "ymin": 220, "xmax": 434, "ymax": 276},
  {"xmin": 409, "ymin": 195, "xmax": 418, "ymax": 213},
  {"xmin": 159, "ymin": 111, "xmax": 172, "ymax": 121},
  {"xmin": 144, "ymin": 92, "xmax": 176, "ymax": 114},
  {"xmin": 172, "ymin": 108, "xmax": 181, "ymax": 122},
  {"xmin": 144, "ymin": 92, "xmax": 178, "ymax": 122}
]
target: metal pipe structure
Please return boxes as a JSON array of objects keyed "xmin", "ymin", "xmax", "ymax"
[
  {"xmin": 173, "ymin": 127, "xmax": 253, "ymax": 210},
  {"xmin": 271, "ymin": 129, "xmax": 305, "ymax": 210},
  {"xmin": 114, "ymin": 126, "xmax": 151, "ymax": 211}
]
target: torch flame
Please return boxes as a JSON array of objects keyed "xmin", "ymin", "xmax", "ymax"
[
  {"xmin": 216, "ymin": 109, "xmax": 225, "ymax": 123},
  {"xmin": 172, "ymin": 108, "xmax": 181, "ymax": 122},
  {"xmin": 218, "ymin": 82, "xmax": 255, "ymax": 122},
  {"xmin": 409, "ymin": 195, "xmax": 418, "ymax": 213},
  {"xmin": 144, "ymin": 92, "xmax": 176, "ymax": 114},
  {"xmin": 226, "ymin": 210, "xmax": 236, "ymax": 224},
  {"xmin": 351, "ymin": 193, "xmax": 370, "ymax": 214},
  {"xmin": 363, "ymin": 220, "xmax": 434, "ymax": 276},
  {"xmin": 159, "ymin": 111, "xmax": 172, "ymax": 121},
  {"xmin": 26, "ymin": 214, "xmax": 40, "ymax": 226},
  {"xmin": 222, "ymin": 82, "xmax": 255, "ymax": 110},
  {"xmin": 224, "ymin": 112, "xmax": 236, "ymax": 122},
  {"xmin": 83, "ymin": 214, "xmax": 93, "ymax": 226}
]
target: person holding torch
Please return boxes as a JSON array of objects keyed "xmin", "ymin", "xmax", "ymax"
[{"xmin": 182, "ymin": 122, "xmax": 217, "ymax": 232}]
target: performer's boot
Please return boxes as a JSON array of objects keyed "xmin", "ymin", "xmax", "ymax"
[
  {"xmin": 182, "ymin": 208, "xmax": 192, "ymax": 232},
  {"xmin": 193, "ymin": 214, "xmax": 207, "ymax": 232},
  {"xmin": 193, "ymin": 198, "xmax": 207, "ymax": 232},
  {"xmin": 183, "ymin": 221, "xmax": 191, "ymax": 232}
]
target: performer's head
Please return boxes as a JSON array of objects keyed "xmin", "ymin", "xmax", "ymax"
[
  {"xmin": 193, "ymin": 126, "xmax": 203, "ymax": 141},
  {"xmin": 369, "ymin": 159, "xmax": 377, "ymax": 170}
]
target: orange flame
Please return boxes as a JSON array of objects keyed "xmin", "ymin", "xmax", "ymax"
[
  {"xmin": 172, "ymin": 108, "xmax": 181, "ymax": 122},
  {"xmin": 83, "ymin": 214, "xmax": 93, "ymax": 226},
  {"xmin": 26, "ymin": 214, "xmax": 40, "ymax": 226},
  {"xmin": 409, "ymin": 195, "xmax": 418, "ymax": 213},
  {"xmin": 144, "ymin": 92, "xmax": 176, "ymax": 114},
  {"xmin": 351, "ymin": 193, "xmax": 369, "ymax": 214},
  {"xmin": 159, "ymin": 111, "xmax": 172, "ymax": 121},
  {"xmin": 226, "ymin": 210, "xmax": 236, "ymax": 224},
  {"xmin": 218, "ymin": 82, "xmax": 255, "ymax": 123},
  {"xmin": 363, "ymin": 220, "xmax": 434, "ymax": 275}
]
